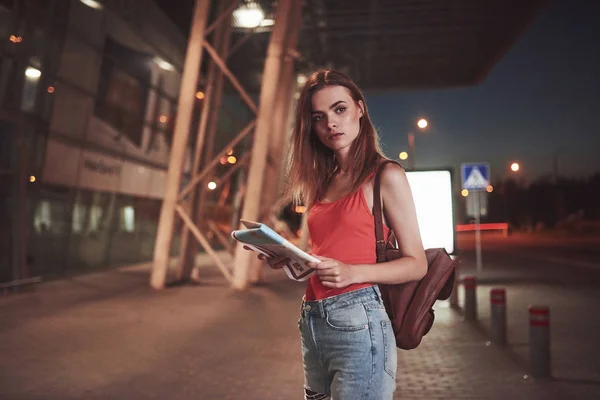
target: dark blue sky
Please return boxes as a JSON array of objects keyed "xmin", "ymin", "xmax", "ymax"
[{"xmin": 366, "ymin": 0, "xmax": 600, "ymax": 182}]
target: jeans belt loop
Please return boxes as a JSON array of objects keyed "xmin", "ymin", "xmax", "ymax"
[{"xmin": 372, "ymin": 285, "xmax": 381, "ymax": 303}]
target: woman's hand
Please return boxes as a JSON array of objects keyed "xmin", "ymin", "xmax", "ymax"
[
  {"xmin": 308, "ymin": 256, "xmax": 358, "ymax": 288},
  {"xmin": 242, "ymin": 246, "xmax": 289, "ymax": 270}
]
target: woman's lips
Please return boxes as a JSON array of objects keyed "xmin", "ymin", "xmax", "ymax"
[{"xmin": 328, "ymin": 132, "xmax": 344, "ymax": 140}]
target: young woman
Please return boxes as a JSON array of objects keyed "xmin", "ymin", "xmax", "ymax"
[{"xmin": 256, "ymin": 70, "xmax": 426, "ymax": 399}]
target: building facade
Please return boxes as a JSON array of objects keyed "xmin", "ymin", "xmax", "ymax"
[{"xmin": 0, "ymin": 0, "xmax": 202, "ymax": 283}]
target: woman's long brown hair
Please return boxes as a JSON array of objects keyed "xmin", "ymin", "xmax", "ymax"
[{"xmin": 283, "ymin": 70, "xmax": 386, "ymax": 206}]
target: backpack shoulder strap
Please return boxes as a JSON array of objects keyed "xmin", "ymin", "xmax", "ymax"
[{"xmin": 373, "ymin": 160, "xmax": 402, "ymax": 262}]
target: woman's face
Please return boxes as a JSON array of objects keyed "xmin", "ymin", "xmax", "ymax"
[{"xmin": 311, "ymin": 85, "xmax": 364, "ymax": 153}]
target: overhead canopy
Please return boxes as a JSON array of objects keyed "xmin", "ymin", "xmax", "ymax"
[{"xmin": 225, "ymin": 0, "xmax": 549, "ymax": 92}]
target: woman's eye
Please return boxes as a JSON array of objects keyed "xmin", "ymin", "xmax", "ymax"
[
  {"xmin": 313, "ymin": 114, "xmax": 323, "ymax": 121},
  {"xmin": 335, "ymin": 107, "xmax": 346, "ymax": 114}
]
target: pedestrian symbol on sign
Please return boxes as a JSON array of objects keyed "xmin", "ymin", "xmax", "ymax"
[{"xmin": 461, "ymin": 163, "xmax": 490, "ymax": 191}]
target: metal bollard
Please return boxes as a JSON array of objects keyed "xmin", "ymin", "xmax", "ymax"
[
  {"xmin": 529, "ymin": 305, "xmax": 551, "ymax": 379},
  {"xmin": 490, "ymin": 288, "xmax": 507, "ymax": 345},
  {"xmin": 463, "ymin": 275, "xmax": 477, "ymax": 321}
]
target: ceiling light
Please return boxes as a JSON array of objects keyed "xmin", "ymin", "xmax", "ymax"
[
  {"xmin": 25, "ymin": 67, "xmax": 41, "ymax": 79},
  {"xmin": 80, "ymin": 0, "xmax": 104, "ymax": 10},
  {"xmin": 260, "ymin": 18, "xmax": 275, "ymax": 27},
  {"xmin": 233, "ymin": 3, "xmax": 265, "ymax": 28},
  {"xmin": 154, "ymin": 57, "xmax": 174, "ymax": 71}
]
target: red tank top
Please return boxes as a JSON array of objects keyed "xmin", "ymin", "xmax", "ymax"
[{"xmin": 305, "ymin": 174, "xmax": 390, "ymax": 300}]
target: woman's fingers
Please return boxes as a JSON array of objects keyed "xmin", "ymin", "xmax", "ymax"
[{"xmin": 240, "ymin": 247, "xmax": 289, "ymax": 269}]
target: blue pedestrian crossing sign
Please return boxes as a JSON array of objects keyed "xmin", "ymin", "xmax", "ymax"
[{"xmin": 461, "ymin": 163, "xmax": 490, "ymax": 191}]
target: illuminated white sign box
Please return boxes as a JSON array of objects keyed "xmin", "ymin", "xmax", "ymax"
[{"xmin": 406, "ymin": 170, "xmax": 455, "ymax": 255}]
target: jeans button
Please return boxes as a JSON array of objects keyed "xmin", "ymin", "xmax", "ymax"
[{"xmin": 304, "ymin": 305, "xmax": 312, "ymax": 312}]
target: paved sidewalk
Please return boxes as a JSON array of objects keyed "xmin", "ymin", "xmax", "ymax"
[
  {"xmin": 0, "ymin": 253, "xmax": 598, "ymax": 399},
  {"xmin": 455, "ymin": 247, "xmax": 600, "ymax": 400}
]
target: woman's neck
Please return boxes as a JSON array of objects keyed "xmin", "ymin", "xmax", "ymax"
[{"xmin": 334, "ymin": 149, "xmax": 351, "ymax": 174}]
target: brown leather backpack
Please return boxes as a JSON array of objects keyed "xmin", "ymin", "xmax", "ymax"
[{"xmin": 373, "ymin": 160, "xmax": 458, "ymax": 350}]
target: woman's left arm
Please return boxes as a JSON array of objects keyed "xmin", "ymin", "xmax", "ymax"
[{"xmin": 311, "ymin": 163, "xmax": 427, "ymax": 288}]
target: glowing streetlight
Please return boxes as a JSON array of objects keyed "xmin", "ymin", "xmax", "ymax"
[
  {"xmin": 417, "ymin": 118, "xmax": 428, "ymax": 129},
  {"xmin": 461, "ymin": 189, "xmax": 469, "ymax": 197},
  {"xmin": 511, "ymin": 162, "xmax": 520, "ymax": 172},
  {"xmin": 486, "ymin": 185, "xmax": 494, "ymax": 193},
  {"xmin": 195, "ymin": 91, "xmax": 205, "ymax": 100},
  {"xmin": 399, "ymin": 151, "xmax": 408, "ymax": 161},
  {"xmin": 207, "ymin": 181, "xmax": 217, "ymax": 190},
  {"xmin": 29, "ymin": 175, "xmax": 36, "ymax": 183},
  {"xmin": 227, "ymin": 156, "xmax": 237, "ymax": 164}
]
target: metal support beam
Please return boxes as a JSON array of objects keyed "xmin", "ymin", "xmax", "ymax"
[
  {"xmin": 232, "ymin": 0, "xmax": 299, "ymax": 290},
  {"xmin": 202, "ymin": 42, "xmax": 258, "ymax": 113},
  {"xmin": 175, "ymin": 205, "xmax": 233, "ymax": 283},
  {"xmin": 178, "ymin": 120, "xmax": 256, "ymax": 202},
  {"xmin": 150, "ymin": 0, "xmax": 211, "ymax": 289},
  {"xmin": 207, "ymin": 220, "xmax": 233, "ymax": 254},
  {"xmin": 249, "ymin": 0, "xmax": 303, "ymax": 283},
  {"xmin": 177, "ymin": 0, "xmax": 233, "ymax": 282},
  {"xmin": 193, "ymin": 0, "xmax": 234, "ymax": 264},
  {"xmin": 204, "ymin": 0, "xmax": 239, "ymax": 37},
  {"xmin": 215, "ymin": 153, "xmax": 250, "ymax": 187}
]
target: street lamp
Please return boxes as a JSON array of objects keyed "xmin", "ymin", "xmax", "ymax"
[
  {"xmin": 407, "ymin": 118, "xmax": 428, "ymax": 170},
  {"xmin": 510, "ymin": 162, "xmax": 520, "ymax": 172}
]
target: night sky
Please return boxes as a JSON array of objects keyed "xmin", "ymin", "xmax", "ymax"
[
  {"xmin": 367, "ymin": 0, "xmax": 600, "ymax": 182},
  {"xmin": 157, "ymin": 0, "xmax": 599, "ymax": 182}
]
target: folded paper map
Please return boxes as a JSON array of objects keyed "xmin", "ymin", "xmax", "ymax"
[{"xmin": 231, "ymin": 220, "xmax": 318, "ymax": 282}]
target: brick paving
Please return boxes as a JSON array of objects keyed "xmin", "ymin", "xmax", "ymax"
[{"xmin": 1, "ymin": 251, "xmax": 599, "ymax": 399}]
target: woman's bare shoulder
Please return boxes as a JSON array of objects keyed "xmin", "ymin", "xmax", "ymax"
[{"xmin": 379, "ymin": 161, "xmax": 407, "ymax": 189}]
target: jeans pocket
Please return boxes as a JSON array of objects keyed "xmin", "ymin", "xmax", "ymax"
[
  {"xmin": 325, "ymin": 304, "xmax": 370, "ymax": 331},
  {"xmin": 381, "ymin": 320, "xmax": 397, "ymax": 379}
]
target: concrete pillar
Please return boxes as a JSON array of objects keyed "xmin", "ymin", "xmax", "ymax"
[{"xmin": 151, "ymin": 0, "xmax": 211, "ymax": 289}]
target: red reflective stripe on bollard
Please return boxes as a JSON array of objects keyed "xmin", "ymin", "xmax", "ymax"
[
  {"xmin": 529, "ymin": 306, "xmax": 550, "ymax": 326},
  {"xmin": 463, "ymin": 276, "xmax": 476, "ymax": 289},
  {"xmin": 490, "ymin": 288, "xmax": 506, "ymax": 304},
  {"xmin": 529, "ymin": 307, "xmax": 550, "ymax": 316}
]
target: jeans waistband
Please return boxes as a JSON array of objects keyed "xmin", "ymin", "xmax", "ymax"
[{"xmin": 301, "ymin": 286, "xmax": 382, "ymax": 318}]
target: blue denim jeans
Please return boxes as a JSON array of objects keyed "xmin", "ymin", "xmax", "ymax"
[{"xmin": 299, "ymin": 286, "xmax": 397, "ymax": 400}]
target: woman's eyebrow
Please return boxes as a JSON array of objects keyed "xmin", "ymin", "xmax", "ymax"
[{"xmin": 311, "ymin": 100, "xmax": 346, "ymax": 114}]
